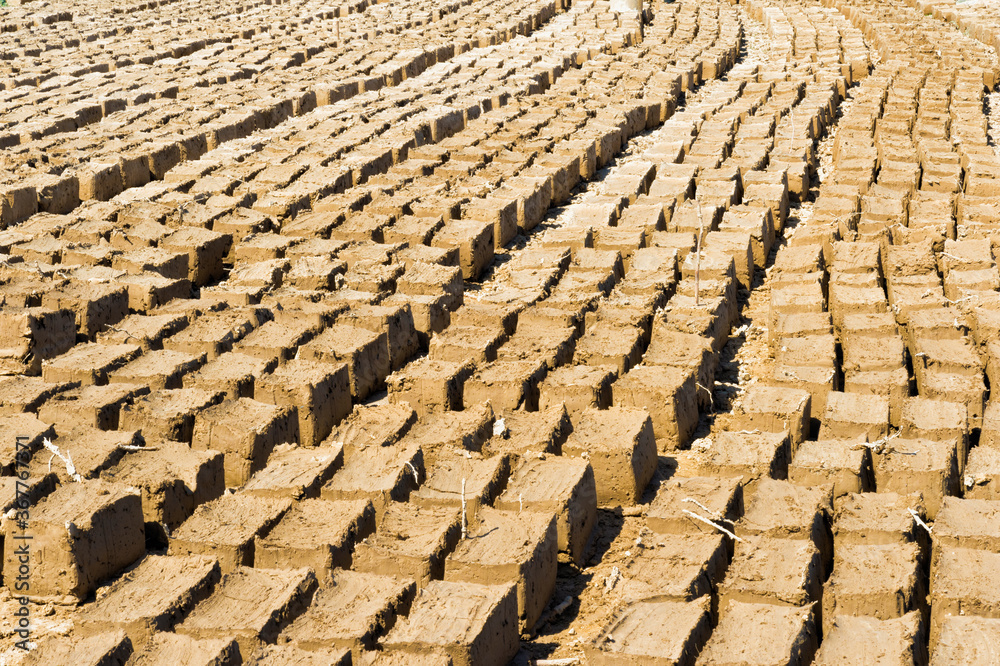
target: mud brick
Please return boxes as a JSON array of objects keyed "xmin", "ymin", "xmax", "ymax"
[
  {"xmin": 641, "ymin": 329, "xmax": 713, "ymax": 410},
  {"xmin": 695, "ymin": 430, "xmax": 791, "ymax": 501},
  {"xmin": 0, "ymin": 375, "xmax": 73, "ymax": 416},
  {"xmin": 588, "ymin": 597, "xmax": 712, "ymax": 665},
  {"xmin": 769, "ymin": 280, "xmax": 825, "ymax": 332},
  {"xmin": 816, "ymin": 613, "xmax": 926, "ymax": 666},
  {"xmin": 0, "ymin": 414, "xmax": 52, "ymax": 476},
  {"xmin": 618, "ymin": 532, "xmax": 727, "ymax": 601},
  {"xmin": 572, "ymin": 323, "xmax": 643, "ymax": 376},
  {"xmin": 434, "ymin": 219, "xmax": 494, "ymax": 280},
  {"xmin": 387, "ymin": 357, "xmax": 473, "ymax": 417},
  {"xmin": 118, "ymin": 273, "xmax": 190, "ymax": 312},
  {"xmin": 76, "ymin": 554, "xmax": 220, "ymax": 643},
  {"xmin": 832, "ymin": 492, "xmax": 928, "ymax": 550},
  {"xmin": 770, "ymin": 312, "xmax": 834, "ymax": 350},
  {"xmin": 736, "ymin": 479, "xmax": 833, "ymax": 573},
  {"xmin": 699, "ymin": 599, "xmax": 818, "ymax": 664},
  {"xmin": 76, "ymin": 162, "xmax": 124, "ymax": 201},
  {"xmin": 915, "ymin": 336, "xmax": 981, "ymax": 383},
  {"xmin": 818, "ymin": 391, "xmax": 890, "ymax": 443},
  {"xmin": 168, "ymin": 492, "xmax": 292, "ymax": 572},
  {"xmin": 184, "ymin": 352, "xmax": 277, "ymax": 401},
  {"xmin": 397, "ymin": 262, "xmax": 464, "ymax": 312},
  {"xmin": 301, "ymin": 325, "xmax": 389, "ymax": 400},
  {"xmin": 619, "ymin": 203, "xmax": 668, "ymax": 237},
  {"xmin": 256, "ymin": 498, "xmax": 375, "ymax": 576},
  {"xmin": 541, "ymin": 226, "xmax": 594, "ymax": 254},
  {"xmin": 822, "ymin": 540, "xmax": 926, "ymax": 636},
  {"xmin": 900, "ymin": 397, "xmax": 969, "ymax": 473},
  {"xmin": 38, "ymin": 383, "xmax": 149, "ymax": 431},
  {"xmin": 919, "ymin": 371, "xmax": 985, "ymax": 432},
  {"xmin": 933, "ymin": 497, "xmax": 1000, "ymax": 554},
  {"xmin": 120, "ymin": 388, "xmax": 224, "ymax": 444},
  {"xmin": 321, "ymin": 441, "xmax": 424, "ymax": 518},
  {"xmin": 450, "ymin": 302, "xmax": 522, "ymax": 338},
  {"xmin": 123, "ymin": 633, "xmax": 240, "ymax": 666},
  {"xmin": 2, "ymin": 479, "xmax": 143, "ymax": 601},
  {"xmin": 112, "ymin": 247, "xmax": 189, "ymax": 282},
  {"xmin": 397, "ymin": 244, "xmax": 460, "ymax": 269},
  {"xmin": 415, "ymin": 448, "xmax": 508, "ymax": 513},
  {"xmin": 284, "ymin": 255, "xmax": 346, "ymax": 291},
  {"xmin": 279, "ymin": 569, "xmax": 416, "ymax": 659},
  {"xmin": 647, "ymin": 475, "xmax": 744, "ymax": 539},
  {"xmin": 537, "ymin": 365, "xmax": 616, "ymax": 418},
  {"xmin": 592, "ymin": 228, "xmax": 647, "ymax": 272},
  {"xmin": 487, "ymin": 406, "xmax": 572, "ymax": 460},
  {"xmin": 193, "ymin": 398, "xmax": 297, "ymax": 487},
  {"xmin": 402, "ymin": 404, "xmax": 495, "ymax": 462},
  {"xmin": 381, "ymin": 579, "xmax": 518, "ymax": 666},
  {"xmin": 929, "ymin": 546, "xmax": 1000, "ymax": 651},
  {"xmin": 932, "ymin": 616, "xmax": 1000, "ymax": 664},
  {"xmin": 233, "ymin": 320, "xmax": 322, "ymax": 366},
  {"xmin": 729, "ymin": 385, "xmax": 811, "ymax": 449},
  {"xmin": 152, "ymin": 298, "xmax": 228, "ymax": 320},
  {"xmin": 613, "ymin": 365, "xmax": 698, "ymax": 451},
  {"xmin": 502, "ymin": 175, "xmax": 552, "ymax": 233},
  {"xmin": 789, "ymin": 436, "xmax": 874, "ymax": 498},
  {"xmin": 234, "ymin": 437, "xmax": 340, "ymax": 498},
  {"xmin": 256, "ymin": 360, "xmax": 350, "ymax": 446},
  {"xmin": 0, "ymin": 308, "xmax": 74, "ymax": 372},
  {"xmin": 875, "ymin": 438, "xmax": 959, "ymax": 520},
  {"xmin": 176, "ymin": 565, "xmax": 316, "ymax": 657},
  {"xmin": 842, "ymin": 334, "xmax": 906, "ymax": 375},
  {"xmin": 329, "ymin": 403, "xmax": 417, "ymax": 453},
  {"xmin": 445, "ymin": 506, "xmax": 556, "ymax": 631},
  {"xmin": 769, "ymin": 363, "xmax": 838, "ymax": 417},
  {"xmin": 563, "ymin": 407, "xmax": 657, "ymax": 505},
  {"xmin": 338, "ymin": 303, "xmax": 419, "ymax": 371},
  {"xmin": 429, "ymin": 324, "xmax": 506, "ymax": 364},
  {"xmin": 964, "ymin": 446, "xmax": 1000, "ymax": 500},
  {"xmin": 463, "ymin": 197, "xmax": 518, "ymax": 250},
  {"xmin": 383, "ymin": 215, "xmax": 445, "ymax": 247},
  {"xmin": 492, "ymin": 458, "xmax": 594, "ymax": 565},
  {"xmin": 161, "ymin": 310, "xmax": 261, "ymax": 361},
  {"xmin": 463, "ymin": 360, "xmax": 547, "ymax": 412},
  {"xmin": 981, "ymin": 401, "xmax": 1000, "ymax": 449},
  {"xmin": 26, "ymin": 173, "xmax": 78, "ymax": 216},
  {"xmin": 353, "ymin": 501, "xmax": 460, "ymax": 587},
  {"xmin": 41, "ymin": 282, "xmax": 128, "ymax": 340},
  {"xmin": 34, "ymin": 425, "xmax": 143, "ymax": 482},
  {"xmin": 21, "ymin": 631, "xmax": 133, "ymax": 666},
  {"xmin": 719, "ymin": 536, "xmax": 822, "ymax": 616},
  {"xmin": 40, "ymin": 343, "xmax": 141, "ymax": 387},
  {"xmin": 10, "ymin": 234, "xmax": 63, "ymax": 264},
  {"xmin": 381, "ymin": 293, "xmax": 448, "ymax": 345}
]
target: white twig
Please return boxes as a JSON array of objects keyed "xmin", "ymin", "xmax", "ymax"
[
  {"xmin": 695, "ymin": 200, "xmax": 704, "ymax": 307},
  {"xmin": 909, "ymin": 508, "xmax": 932, "ymax": 534},
  {"xmin": 682, "ymin": 509, "xmax": 744, "ymax": 541},
  {"xmin": 535, "ymin": 659, "xmax": 580, "ymax": 666},
  {"xmin": 519, "ymin": 492, "xmax": 523, "ymax": 513},
  {"xmin": 682, "ymin": 497, "xmax": 722, "ymax": 520},
  {"xmin": 461, "ymin": 478, "xmax": 467, "ymax": 540},
  {"xmin": 404, "ymin": 461, "xmax": 419, "ymax": 485},
  {"xmin": 117, "ymin": 444, "xmax": 157, "ymax": 451},
  {"xmin": 42, "ymin": 438, "xmax": 81, "ymax": 482}
]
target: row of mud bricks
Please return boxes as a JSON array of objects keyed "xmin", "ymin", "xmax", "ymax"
[{"xmin": 0, "ymin": 0, "xmax": 1000, "ymax": 663}]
